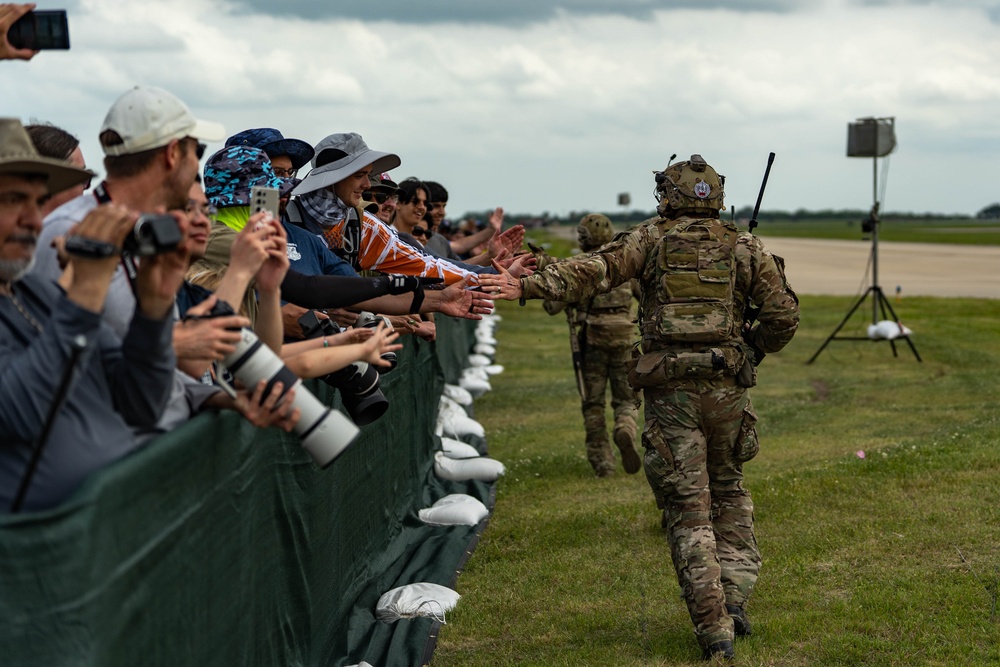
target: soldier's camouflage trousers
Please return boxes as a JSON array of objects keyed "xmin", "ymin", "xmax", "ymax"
[
  {"xmin": 581, "ymin": 345, "xmax": 639, "ymax": 475},
  {"xmin": 641, "ymin": 379, "xmax": 760, "ymax": 648}
]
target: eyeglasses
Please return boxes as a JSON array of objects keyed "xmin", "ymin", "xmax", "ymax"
[
  {"xmin": 411, "ymin": 226, "xmax": 429, "ymax": 237},
  {"xmin": 273, "ymin": 166, "xmax": 298, "ymax": 178},
  {"xmin": 186, "ymin": 200, "xmax": 217, "ymax": 218},
  {"xmin": 367, "ymin": 191, "xmax": 398, "ymax": 205}
]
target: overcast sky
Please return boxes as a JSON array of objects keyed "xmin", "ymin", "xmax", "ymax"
[{"xmin": 5, "ymin": 0, "xmax": 999, "ymax": 218}]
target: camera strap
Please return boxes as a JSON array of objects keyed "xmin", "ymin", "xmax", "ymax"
[{"xmin": 93, "ymin": 182, "xmax": 140, "ymax": 296}]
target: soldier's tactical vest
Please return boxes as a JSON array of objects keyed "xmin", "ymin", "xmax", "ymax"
[
  {"xmin": 642, "ymin": 216, "xmax": 740, "ymax": 346},
  {"xmin": 628, "ymin": 217, "xmax": 753, "ymax": 387},
  {"xmin": 584, "ymin": 283, "xmax": 636, "ymax": 347}
]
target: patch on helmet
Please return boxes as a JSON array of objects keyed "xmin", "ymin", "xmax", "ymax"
[{"xmin": 693, "ymin": 180, "xmax": 712, "ymax": 199}]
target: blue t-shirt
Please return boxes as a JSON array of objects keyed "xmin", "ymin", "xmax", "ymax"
[{"xmin": 283, "ymin": 222, "xmax": 358, "ymax": 278}]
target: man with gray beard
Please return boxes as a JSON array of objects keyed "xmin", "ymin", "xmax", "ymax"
[{"xmin": 0, "ymin": 118, "xmax": 186, "ymax": 512}]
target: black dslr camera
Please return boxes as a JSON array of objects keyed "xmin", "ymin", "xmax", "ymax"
[{"xmin": 298, "ymin": 310, "xmax": 390, "ymax": 426}]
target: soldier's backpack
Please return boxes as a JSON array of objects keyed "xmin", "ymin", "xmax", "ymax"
[{"xmin": 645, "ymin": 217, "xmax": 741, "ymax": 345}]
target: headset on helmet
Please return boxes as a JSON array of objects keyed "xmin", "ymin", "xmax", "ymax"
[
  {"xmin": 577, "ymin": 213, "xmax": 613, "ymax": 250},
  {"xmin": 653, "ymin": 154, "xmax": 725, "ymax": 215}
]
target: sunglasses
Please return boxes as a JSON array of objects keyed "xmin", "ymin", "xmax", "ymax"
[
  {"xmin": 411, "ymin": 226, "xmax": 430, "ymax": 238},
  {"xmin": 367, "ymin": 191, "xmax": 398, "ymax": 205},
  {"xmin": 273, "ymin": 166, "xmax": 298, "ymax": 179}
]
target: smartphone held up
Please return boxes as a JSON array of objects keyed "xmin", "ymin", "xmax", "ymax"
[{"xmin": 7, "ymin": 9, "xmax": 69, "ymax": 50}]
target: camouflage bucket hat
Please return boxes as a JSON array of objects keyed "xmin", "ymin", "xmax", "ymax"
[{"xmin": 203, "ymin": 145, "xmax": 295, "ymax": 209}]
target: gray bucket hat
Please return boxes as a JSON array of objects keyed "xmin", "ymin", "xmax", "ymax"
[{"xmin": 292, "ymin": 132, "xmax": 400, "ymax": 196}]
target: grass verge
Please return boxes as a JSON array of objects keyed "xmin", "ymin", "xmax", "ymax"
[{"xmin": 432, "ymin": 295, "xmax": 1000, "ymax": 666}]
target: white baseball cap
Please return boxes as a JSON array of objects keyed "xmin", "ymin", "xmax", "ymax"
[{"xmin": 100, "ymin": 85, "xmax": 225, "ymax": 156}]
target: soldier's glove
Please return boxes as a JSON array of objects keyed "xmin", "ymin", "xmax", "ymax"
[{"xmin": 746, "ymin": 338, "xmax": 767, "ymax": 367}]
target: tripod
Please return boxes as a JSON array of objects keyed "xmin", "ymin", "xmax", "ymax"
[{"xmin": 807, "ymin": 151, "xmax": 921, "ymax": 364}]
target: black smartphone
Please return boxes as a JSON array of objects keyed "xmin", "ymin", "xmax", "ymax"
[{"xmin": 7, "ymin": 10, "xmax": 70, "ymax": 50}]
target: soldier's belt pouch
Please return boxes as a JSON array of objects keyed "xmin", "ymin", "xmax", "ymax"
[
  {"xmin": 736, "ymin": 358, "xmax": 757, "ymax": 388},
  {"xmin": 627, "ymin": 349, "xmax": 728, "ymax": 388}
]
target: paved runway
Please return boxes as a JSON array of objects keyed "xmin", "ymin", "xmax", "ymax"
[
  {"xmin": 537, "ymin": 225, "xmax": 998, "ymax": 299},
  {"xmin": 763, "ymin": 238, "xmax": 1000, "ymax": 299}
]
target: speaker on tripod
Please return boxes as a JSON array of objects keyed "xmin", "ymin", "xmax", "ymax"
[{"xmin": 807, "ymin": 116, "xmax": 921, "ymax": 364}]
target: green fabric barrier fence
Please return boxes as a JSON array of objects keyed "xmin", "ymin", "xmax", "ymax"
[{"xmin": 0, "ymin": 319, "xmax": 490, "ymax": 667}]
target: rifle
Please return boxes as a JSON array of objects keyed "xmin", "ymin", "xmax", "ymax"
[
  {"xmin": 566, "ymin": 306, "xmax": 588, "ymax": 399},
  {"xmin": 530, "ymin": 241, "xmax": 589, "ymax": 396},
  {"xmin": 742, "ymin": 152, "xmax": 775, "ymax": 367}
]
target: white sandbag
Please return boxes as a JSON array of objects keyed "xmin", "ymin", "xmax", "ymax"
[
  {"xmin": 440, "ymin": 436, "xmax": 481, "ymax": 459},
  {"xmin": 482, "ymin": 364, "xmax": 504, "ymax": 376},
  {"xmin": 473, "ymin": 343, "xmax": 496, "ymax": 356},
  {"xmin": 467, "ymin": 353, "xmax": 492, "ymax": 367},
  {"xmin": 375, "ymin": 583, "xmax": 461, "ymax": 623},
  {"xmin": 474, "ymin": 331, "xmax": 498, "ymax": 345},
  {"xmin": 439, "ymin": 395, "xmax": 469, "ymax": 418},
  {"xmin": 418, "ymin": 493, "xmax": 489, "ymax": 526},
  {"xmin": 438, "ymin": 412, "xmax": 485, "ymax": 439},
  {"xmin": 462, "ymin": 366, "xmax": 490, "ymax": 381},
  {"xmin": 434, "ymin": 451, "xmax": 505, "ymax": 482},
  {"xmin": 867, "ymin": 320, "xmax": 913, "ymax": 340},
  {"xmin": 438, "ymin": 392, "xmax": 468, "ymax": 415},
  {"xmin": 443, "ymin": 383, "xmax": 474, "ymax": 407},
  {"xmin": 458, "ymin": 371, "xmax": 491, "ymax": 397}
]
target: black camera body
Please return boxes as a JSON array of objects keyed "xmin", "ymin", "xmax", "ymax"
[
  {"xmin": 353, "ymin": 311, "xmax": 397, "ymax": 372},
  {"xmin": 124, "ymin": 214, "xmax": 183, "ymax": 257},
  {"xmin": 298, "ymin": 311, "xmax": 389, "ymax": 426}
]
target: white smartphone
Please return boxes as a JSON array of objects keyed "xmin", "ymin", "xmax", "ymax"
[{"xmin": 250, "ymin": 186, "xmax": 280, "ymax": 223}]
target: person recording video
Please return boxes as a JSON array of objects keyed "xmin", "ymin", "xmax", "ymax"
[{"xmin": 0, "ymin": 118, "xmax": 186, "ymax": 511}]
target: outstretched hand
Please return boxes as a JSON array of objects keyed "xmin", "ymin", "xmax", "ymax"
[
  {"xmin": 503, "ymin": 252, "xmax": 536, "ymax": 279},
  {"xmin": 477, "ymin": 260, "xmax": 523, "ymax": 301},
  {"xmin": 433, "ymin": 278, "xmax": 494, "ymax": 320},
  {"xmin": 362, "ymin": 321, "xmax": 402, "ymax": 367}
]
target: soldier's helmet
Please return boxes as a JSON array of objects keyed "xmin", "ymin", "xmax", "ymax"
[
  {"xmin": 577, "ymin": 213, "xmax": 613, "ymax": 250},
  {"xmin": 653, "ymin": 154, "xmax": 725, "ymax": 214}
]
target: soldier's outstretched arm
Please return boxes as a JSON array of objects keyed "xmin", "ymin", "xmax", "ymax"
[{"xmin": 480, "ymin": 225, "xmax": 652, "ymax": 303}]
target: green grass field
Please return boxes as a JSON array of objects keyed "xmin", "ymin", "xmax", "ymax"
[
  {"xmin": 527, "ymin": 218, "xmax": 1000, "ymax": 246},
  {"xmin": 432, "ymin": 295, "xmax": 1000, "ymax": 666}
]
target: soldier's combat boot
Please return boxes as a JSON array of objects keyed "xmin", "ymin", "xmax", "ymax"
[
  {"xmin": 594, "ymin": 463, "xmax": 615, "ymax": 478},
  {"xmin": 613, "ymin": 423, "xmax": 641, "ymax": 474},
  {"xmin": 726, "ymin": 604, "xmax": 752, "ymax": 637},
  {"xmin": 702, "ymin": 639, "xmax": 735, "ymax": 662}
]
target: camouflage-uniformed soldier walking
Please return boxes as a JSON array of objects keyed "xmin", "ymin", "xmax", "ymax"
[
  {"xmin": 540, "ymin": 214, "xmax": 642, "ymax": 477},
  {"xmin": 482, "ymin": 155, "xmax": 799, "ymax": 662}
]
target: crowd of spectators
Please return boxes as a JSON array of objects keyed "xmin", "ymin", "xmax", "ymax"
[{"xmin": 0, "ymin": 3, "xmax": 533, "ymax": 511}]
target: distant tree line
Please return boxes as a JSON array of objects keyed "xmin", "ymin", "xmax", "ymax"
[{"xmin": 459, "ymin": 205, "xmax": 1000, "ymax": 227}]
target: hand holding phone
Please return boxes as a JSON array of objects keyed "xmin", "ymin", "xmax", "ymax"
[
  {"xmin": 250, "ymin": 186, "xmax": 280, "ymax": 225},
  {"xmin": 4, "ymin": 7, "xmax": 69, "ymax": 53}
]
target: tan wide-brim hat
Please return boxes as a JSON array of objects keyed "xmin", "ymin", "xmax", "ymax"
[{"xmin": 0, "ymin": 118, "xmax": 94, "ymax": 194}]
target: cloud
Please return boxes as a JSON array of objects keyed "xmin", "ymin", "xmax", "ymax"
[
  {"xmin": 226, "ymin": 0, "xmax": 795, "ymax": 25},
  {"xmin": 4, "ymin": 0, "xmax": 999, "ymax": 216}
]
